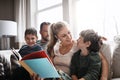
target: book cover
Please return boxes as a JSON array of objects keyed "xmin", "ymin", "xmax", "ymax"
[
  {"xmin": 11, "ymin": 48, "xmax": 22, "ymax": 60},
  {"xmin": 21, "ymin": 50, "xmax": 51, "ymax": 62},
  {"xmin": 19, "ymin": 50, "xmax": 60, "ymax": 78}
]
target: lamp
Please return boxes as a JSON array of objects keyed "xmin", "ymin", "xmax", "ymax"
[{"xmin": 0, "ymin": 20, "xmax": 17, "ymax": 50}]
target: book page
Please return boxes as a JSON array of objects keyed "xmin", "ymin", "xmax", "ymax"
[{"xmin": 19, "ymin": 58, "xmax": 60, "ymax": 78}]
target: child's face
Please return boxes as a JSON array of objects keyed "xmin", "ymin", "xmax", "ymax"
[
  {"xmin": 25, "ymin": 34, "xmax": 38, "ymax": 47},
  {"xmin": 77, "ymin": 36, "xmax": 90, "ymax": 49}
]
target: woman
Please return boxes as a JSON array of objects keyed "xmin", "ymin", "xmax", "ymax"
[
  {"xmin": 47, "ymin": 21, "xmax": 108, "ymax": 80},
  {"xmin": 47, "ymin": 21, "xmax": 78, "ymax": 75}
]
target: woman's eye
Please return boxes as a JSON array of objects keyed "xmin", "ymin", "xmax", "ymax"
[
  {"xmin": 68, "ymin": 31, "xmax": 71, "ymax": 34},
  {"xmin": 62, "ymin": 35, "xmax": 66, "ymax": 37}
]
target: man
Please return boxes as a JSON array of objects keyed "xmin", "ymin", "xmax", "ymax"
[{"xmin": 37, "ymin": 22, "xmax": 51, "ymax": 50}]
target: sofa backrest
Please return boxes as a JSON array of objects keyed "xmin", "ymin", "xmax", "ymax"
[
  {"xmin": 0, "ymin": 50, "xmax": 13, "ymax": 62},
  {"xmin": 100, "ymin": 43, "xmax": 112, "ymax": 80},
  {"xmin": 112, "ymin": 44, "xmax": 120, "ymax": 78}
]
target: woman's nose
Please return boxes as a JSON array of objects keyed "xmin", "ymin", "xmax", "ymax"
[{"xmin": 66, "ymin": 34, "xmax": 71, "ymax": 39}]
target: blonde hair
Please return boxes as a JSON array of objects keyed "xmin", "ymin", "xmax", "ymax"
[{"xmin": 47, "ymin": 21, "xmax": 69, "ymax": 57}]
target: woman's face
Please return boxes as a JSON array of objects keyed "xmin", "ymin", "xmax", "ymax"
[{"xmin": 57, "ymin": 27, "xmax": 72, "ymax": 45}]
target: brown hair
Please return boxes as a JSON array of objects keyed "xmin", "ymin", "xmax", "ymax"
[
  {"xmin": 25, "ymin": 28, "xmax": 37, "ymax": 38},
  {"xmin": 80, "ymin": 29, "xmax": 101, "ymax": 52},
  {"xmin": 47, "ymin": 21, "xmax": 69, "ymax": 57}
]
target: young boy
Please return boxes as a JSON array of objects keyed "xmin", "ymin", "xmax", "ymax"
[
  {"xmin": 19, "ymin": 28, "xmax": 43, "ymax": 57},
  {"xmin": 12, "ymin": 28, "xmax": 43, "ymax": 80},
  {"xmin": 70, "ymin": 29, "xmax": 102, "ymax": 80}
]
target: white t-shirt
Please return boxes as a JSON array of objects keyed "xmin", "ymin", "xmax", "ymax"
[{"xmin": 53, "ymin": 40, "xmax": 79, "ymax": 75}]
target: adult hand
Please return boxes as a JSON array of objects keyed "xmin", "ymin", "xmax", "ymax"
[
  {"xmin": 31, "ymin": 73, "xmax": 43, "ymax": 80},
  {"xmin": 100, "ymin": 76, "xmax": 107, "ymax": 80}
]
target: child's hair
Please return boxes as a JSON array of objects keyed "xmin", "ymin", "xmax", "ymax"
[
  {"xmin": 24, "ymin": 28, "xmax": 37, "ymax": 37},
  {"xmin": 80, "ymin": 29, "xmax": 101, "ymax": 52}
]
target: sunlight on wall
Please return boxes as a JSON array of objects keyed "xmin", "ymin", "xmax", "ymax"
[{"xmin": 75, "ymin": 0, "xmax": 120, "ymax": 42}]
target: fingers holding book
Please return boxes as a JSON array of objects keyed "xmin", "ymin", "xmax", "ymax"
[{"xmin": 31, "ymin": 73, "xmax": 43, "ymax": 80}]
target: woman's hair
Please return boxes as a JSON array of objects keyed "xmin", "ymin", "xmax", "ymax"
[
  {"xmin": 80, "ymin": 29, "xmax": 102, "ymax": 52},
  {"xmin": 47, "ymin": 21, "xmax": 69, "ymax": 57}
]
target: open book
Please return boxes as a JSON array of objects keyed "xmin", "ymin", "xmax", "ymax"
[
  {"xmin": 11, "ymin": 48, "xmax": 22, "ymax": 60},
  {"xmin": 19, "ymin": 50, "xmax": 60, "ymax": 78}
]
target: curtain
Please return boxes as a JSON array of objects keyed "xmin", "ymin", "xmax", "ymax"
[{"xmin": 14, "ymin": 0, "xmax": 31, "ymax": 47}]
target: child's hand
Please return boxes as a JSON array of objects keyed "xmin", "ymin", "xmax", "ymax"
[{"xmin": 101, "ymin": 36, "xmax": 107, "ymax": 41}]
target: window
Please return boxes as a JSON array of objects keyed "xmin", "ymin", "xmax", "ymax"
[
  {"xmin": 36, "ymin": 0, "xmax": 63, "ymax": 38},
  {"xmin": 74, "ymin": 0, "xmax": 120, "ymax": 42},
  {"xmin": 37, "ymin": 0, "xmax": 62, "ymax": 10}
]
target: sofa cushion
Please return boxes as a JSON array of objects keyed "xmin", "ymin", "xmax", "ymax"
[
  {"xmin": 112, "ymin": 78, "xmax": 120, "ymax": 80},
  {"xmin": 112, "ymin": 43, "xmax": 120, "ymax": 78},
  {"xmin": 100, "ymin": 43, "xmax": 112, "ymax": 80},
  {"xmin": 0, "ymin": 50, "xmax": 13, "ymax": 62}
]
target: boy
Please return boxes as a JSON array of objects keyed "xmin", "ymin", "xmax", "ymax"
[
  {"xmin": 70, "ymin": 29, "xmax": 102, "ymax": 80},
  {"xmin": 19, "ymin": 28, "xmax": 42, "ymax": 57},
  {"xmin": 12, "ymin": 28, "xmax": 42, "ymax": 80}
]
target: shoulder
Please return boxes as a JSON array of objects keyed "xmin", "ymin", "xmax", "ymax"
[
  {"xmin": 20, "ymin": 45, "xmax": 28, "ymax": 49},
  {"xmin": 54, "ymin": 42, "xmax": 60, "ymax": 48},
  {"xmin": 71, "ymin": 50, "xmax": 81, "ymax": 62},
  {"xmin": 33, "ymin": 44, "xmax": 43, "ymax": 50},
  {"xmin": 89, "ymin": 52, "xmax": 101, "ymax": 62},
  {"xmin": 73, "ymin": 50, "xmax": 81, "ymax": 57},
  {"xmin": 36, "ymin": 40, "xmax": 41, "ymax": 44},
  {"xmin": 89, "ymin": 52, "xmax": 99, "ymax": 57},
  {"xmin": 34, "ymin": 44, "xmax": 42, "ymax": 47},
  {"xmin": 18, "ymin": 45, "xmax": 28, "ymax": 52}
]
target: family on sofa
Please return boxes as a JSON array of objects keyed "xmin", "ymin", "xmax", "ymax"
[{"xmin": 0, "ymin": 21, "xmax": 120, "ymax": 80}]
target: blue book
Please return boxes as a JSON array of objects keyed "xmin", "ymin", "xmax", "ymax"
[{"xmin": 19, "ymin": 51, "xmax": 60, "ymax": 78}]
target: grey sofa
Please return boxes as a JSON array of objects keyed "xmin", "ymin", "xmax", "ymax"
[
  {"xmin": 0, "ymin": 43, "xmax": 120, "ymax": 80},
  {"xmin": 101, "ymin": 42, "xmax": 120, "ymax": 80}
]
